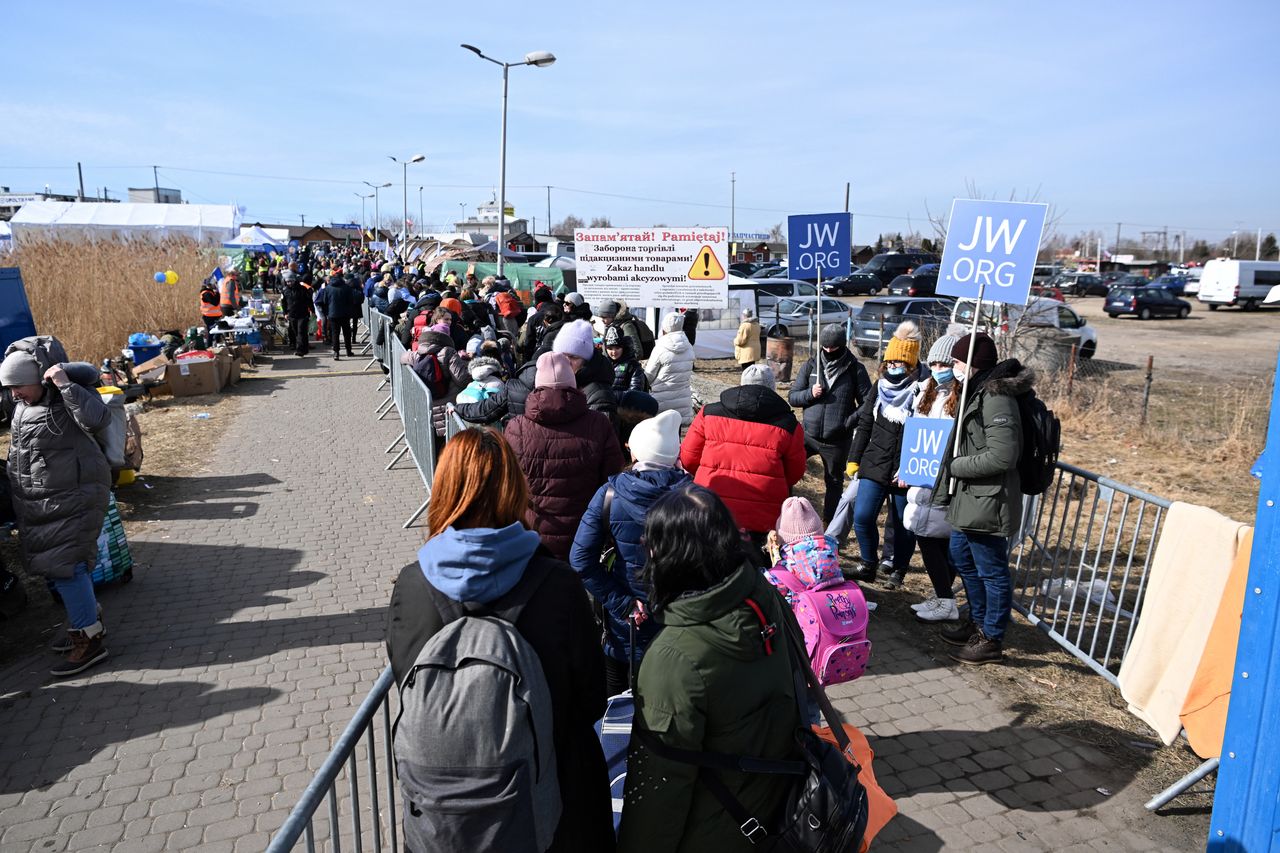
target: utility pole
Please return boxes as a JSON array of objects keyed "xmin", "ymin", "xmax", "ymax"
[
  {"xmin": 844, "ymin": 181, "xmax": 850, "ymax": 213},
  {"xmin": 1180, "ymin": 231, "xmax": 1186, "ymax": 264},
  {"xmin": 1232, "ymin": 230, "xmax": 1240, "ymax": 257},
  {"xmin": 76, "ymin": 162, "xmax": 85, "ymax": 201},
  {"xmin": 1257, "ymin": 228, "xmax": 1263, "ymax": 261},
  {"xmin": 153, "ymin": 165, "xmax": 161, "ymax": 203},
  {"xmin": 419, "ymin": 187, "xmax": 424, "ymax": 237},
  {"xmin": 300, "ymin": 214, "xmax": 306, "ymax": 226},
  {"xmin": 546, "ymin": 186, "xmax": 551, "ymax": 235},
  {"xmin": 730, "ymin": 171, "xmax": 736, "ymax": 258}
]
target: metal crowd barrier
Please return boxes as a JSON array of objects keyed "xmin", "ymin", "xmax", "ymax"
[
  {"xmin": 386, "ymin": 333, "xmax": 435, "ymax": 528},
  {"xmin": 1010, "ymin": 462, "xmax": 1217, "ymax": 809},
  {"xmin": 265, "ymin": 667, "xmax": 400, "ymax": 853}
]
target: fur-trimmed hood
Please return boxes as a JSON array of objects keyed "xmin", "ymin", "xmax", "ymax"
[{"xmin": 978, "ymin": 358, "xmax": 1035, "ymax": 397}]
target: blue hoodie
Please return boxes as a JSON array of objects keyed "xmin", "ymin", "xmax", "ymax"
[{"xmin": 417, "ymin": 522, "xmax": 541, "ymax": 603}]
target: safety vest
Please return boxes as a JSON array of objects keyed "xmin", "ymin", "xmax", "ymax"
[
  {"xmin": 200, "ymin": 288, "xmax": 222, "ymax": 318},
  {"xmin": 220, "ymin": 278, "xmax": 240, "ymax": 308}
]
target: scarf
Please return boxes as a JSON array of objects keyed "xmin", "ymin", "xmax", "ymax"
[
  {"xmin": 875, "ymin": 373, "xmax": 915, "ymax": 424},
  {"xmin": 821, "ymin": 347, "xmax": 852, "ymax": 385}
]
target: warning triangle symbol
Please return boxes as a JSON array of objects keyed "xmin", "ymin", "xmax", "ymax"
[{"xmin": 688, "ymin": 245, "xmax": 726, "ymax": 280}]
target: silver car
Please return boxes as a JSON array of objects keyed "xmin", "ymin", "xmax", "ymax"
[{"xmin": 761, "ymin": 296, "xmax": 855, "ymax": 340}]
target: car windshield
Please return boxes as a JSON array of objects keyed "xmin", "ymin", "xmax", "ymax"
[
  {"xmin": 1110, "ymin": 287, "xmax": 1136, "ymax": 299},
  {"xmin": 857, "ymin": 301, "xmax": 896, "ymax": 319},
  {"xmin": 796, "ymin": 283, "xmax": 817, "ymax": 297},
  {"xmin": 861, "ymin": 256, "xmax": 888, "ymax": 271},
  {"xmin": 775, "ymin": 298, "xmax": 801, "ymax": 315}
]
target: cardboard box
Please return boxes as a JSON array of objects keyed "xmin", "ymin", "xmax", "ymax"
[
  {"xmin": 134, "ymin": 353, "xmax": 173, "ymax": 375},
  {"xmin": 212, "ymin": 348, "xmax": 234, "ymax": 389},
  {"xmin": 167, "ymin": 359, "xmax": 221, "ymax": 397},
  {"xmin": 234, "ymin": 345, "xmax": 255, "ymax": 368}
]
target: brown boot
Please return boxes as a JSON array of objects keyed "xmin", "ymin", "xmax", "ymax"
[{"xmin": 51, "ymin": 621, "xmax": 108, "ymax": 677}]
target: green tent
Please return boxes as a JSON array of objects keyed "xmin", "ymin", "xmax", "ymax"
[{"xmin": 439, "ymin": 261, "xmax": 566, "ymax": 297}]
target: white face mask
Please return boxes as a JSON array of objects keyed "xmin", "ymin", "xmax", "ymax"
[{"xmin": 953, "ymin": 365, "xmax": 968, "ymax": 382}]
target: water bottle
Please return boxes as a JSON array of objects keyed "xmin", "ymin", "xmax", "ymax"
[{"xmin": 192, "ymin": 413, "xmax": 211, "ymax": 420}]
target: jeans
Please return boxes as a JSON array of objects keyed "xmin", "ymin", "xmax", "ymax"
[
  {"xmin": 852, "ymin": 479, "xmax": 915, "ymax": 573},
  {"xmin": 949, "ymin": 530, "xmax": 1012, "ymax": 641},
  {"xmin": 827, "ymin": 479, "xmax": 895, "ymax": 558},
  {"xmin": 805, "ymin": 436, "xmax": 851, "ymax": 524},
  {"xmin": 52, "ymin": 562, "xmax": 97, "ymax": 630}
]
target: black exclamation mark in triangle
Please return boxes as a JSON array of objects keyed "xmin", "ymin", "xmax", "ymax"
[{"xmin": 702, "ymin": 250, "xmax": 710, "ymax": 277}]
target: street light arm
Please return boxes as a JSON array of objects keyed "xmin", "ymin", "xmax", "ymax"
[{"xmin": 460, "ymin": 43, "xmax": 503, "ymax": 66}]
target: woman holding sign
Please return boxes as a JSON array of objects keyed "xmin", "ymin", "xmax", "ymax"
[
  {"xmin": 903, "ymin": 331, "xmax": 965, "ymax": 622},
  {"xmin": 846, "ymin": 322, "xmax": 922, "ymax": 589}
]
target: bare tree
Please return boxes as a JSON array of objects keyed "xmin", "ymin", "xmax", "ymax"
[
  {"xmin": 588, "ymin": 216, "xmax": 612, "ymax": 228},
  {"xmin": 552, "ymin": 214, "xmax": 584, "ymax": 235},
  {"xmin": 768, "ymin": 222, "xmax": 784, "ymax": 242},
  {"xmin": 924, "ymin": 180, "xmax": 1064, "ymax": 258}
]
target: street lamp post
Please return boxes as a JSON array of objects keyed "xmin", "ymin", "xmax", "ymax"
[
  {"xmin": 390, "ymin": 154, "xmax": 426, "ymax": 251},
  {"xmin": 354, "ymin": 192, "xmax": 373, "ymax": 247},
  {"xmin": 418, "ymin": 187, "xmax": 424, "ymax": 237},
  {"xmin": 461, "ymin": 43, "xmax": 556, "ymax": 277},
  {"xmin": 364, "ymin": 181, "xmax": 392, "ymax": 248}
]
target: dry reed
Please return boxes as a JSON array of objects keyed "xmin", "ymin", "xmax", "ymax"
[{"xmin": 9, "ymin": 237, "xmax": 215, "ymax": 362}]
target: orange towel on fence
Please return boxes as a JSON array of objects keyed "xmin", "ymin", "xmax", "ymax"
[
  {"xmin": 813, "ymin": 723, "xmax": 898, "ymax": 852},
  {"xmin": 1179, "ymin": 527, "xmax": 1255, "ymax": 759}
]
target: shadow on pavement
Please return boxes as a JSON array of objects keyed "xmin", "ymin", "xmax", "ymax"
[{"xmin": 0, "ymin": 680, "xmax": 280, "ymax": 796}]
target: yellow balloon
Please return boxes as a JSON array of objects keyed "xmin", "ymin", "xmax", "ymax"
[{"xmin": 164, "ymin": 270, "xmax": 179, "ymax": 285}]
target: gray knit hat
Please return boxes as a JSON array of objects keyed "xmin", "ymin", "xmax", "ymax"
[
  {"xmin": 0, "ymin": 351, "xmax": 42, "ymax": 387},
  {"xmin": 926, "ymin": 323, "xmax": 968, "ymax": 366},
  {"xmin": 740, "ymin": 363, "xmax": 776, "ymax": 390}
]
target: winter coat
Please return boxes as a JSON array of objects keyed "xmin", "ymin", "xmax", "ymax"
[
  {"xmin": 848, "ymin": 375, "xmax": 916, "ymax": 489},
  {"xmin": 679, "ymin": 386, "xmax": 807, "ymax": 534},
  {"xmin": 787, "ymin": 349, "xmax": 872, "ymax": 445},
  {"xmin": 455, "ymin": 356, "xmax": 505, "ymax": 404},
  {"xmin": 733, "ymin": 318, "xmax": 761, "ymax": 365},
  {"xmin": 505, "ymin": 386, "xmax": 625, "ymax": 559},
  {"xmin": 934, "ymin": 359, "xmax": 1030, "ymax": 538},
  {"xmin": 644, "ymin": 330, "xmax": 695, "ymax": 426},
  {"xmin": 903, "ymin": 380, "xmax": 958, "ymax": 539},
  {"xmin": 611, "ymin": 311, "xmax": 647, "ymax": 358},
  {"xmin": 608, "ymin": 337, "xmax": 647, "ymax": 397},
  {"xmin": 403, "ymin": 330, "xmax": 470, "ymax": 432},
  {"xmin": 616, "ymin": 565, "xmax": 802, "ymax": 853},
  {"xmin": 386, "ymin": 524, "xmax": 615, "ymax": 853},
  {"xmin": 317, "ymin": 281, "xmax": 361, "ymax": 319},
  {"xmin": 454, "ymin": 351, "xmax": 617, "ymax": 427},
  {"xmin": 7, "ymin": 381, "xmax": 112, "ymax": 580},
  {"xmin": 569, "ymin": 465, "xmax": 693, "ymax": 663},
  {"xmin": 280, "ymin": 283, "xmax": 315, "ymax": 320}
]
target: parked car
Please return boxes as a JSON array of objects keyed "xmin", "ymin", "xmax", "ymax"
[
  {"xmin": 762, "ymin": 296, "xmax": 855, "ymax": 340},
  {"xmin": 837, "ymin": 251, "xmax": 939, "ymax": 293},
  {"xmin": 1109, "ymin": 274, "xmax": 1149, "ymax": 290},
  {"xmin": 1032, "ymin": 264, "xmax": 1064, "ymax": 285},
  {"xmin": 1051, "ymin": 272, "xmax": 1108, "ymax": 296},
  {"xmin": 822, "ymin": 273, "xmax": 880, "ymax": 296},
  {"xmin": 1196, "ymin": 258, "xmax": 1280, "ymax": 311},
  {"xmin": 1106, "ymin": 286, "xmax": 1192, "ymax": 320},
  {"xmin": 1100, "ymin": 271, "xmax": 1129, "ymax": 287},
  {"xmin": 851, "ymin": 296, "xmax": 955, "ymax": 357},
  {"xmin": 730, "ymin": 261, "xmax": 768, "ymax": 277},
  {"xmin": 1146, "ymin": 274, "xmax": 1188, "ymax": 297},
  {"xmin": 1179, "ymin": 267, "xmax": 1203, "ymax": 296},
  {"xmin": 951, "ymin": 296, "xmax": 1098, "ymax": 358},
  {"xmin": 1030, "ymin": 284, "xmax": 1067, "ymax": 302},
  {"xmin": 752, "ymin": 278, "xmax": 819, "ymax": 315},
  {"xmin": 750, "ymin": 265, "xmax": 787, "ymax": 279},
  {"xmin": 886, "ymin": 263, "xmax": 941, "ymax": 297}
]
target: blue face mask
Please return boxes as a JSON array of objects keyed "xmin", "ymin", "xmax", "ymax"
[
  {"xmin": 885, "ymin": 366, "xmax": 908, "ymax": 379},
  {"xmin": 932, "ymin": 368, "xmax": 954, "ymax": 384}
]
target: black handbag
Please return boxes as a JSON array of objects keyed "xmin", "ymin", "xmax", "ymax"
[{"xmin": 635, "ymin": 599, "xmax": 868, "ymax": 850}]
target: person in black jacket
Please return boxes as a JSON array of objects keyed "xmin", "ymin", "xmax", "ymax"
[
  {"xmin": 316, "ymin": 275, "xmax": 357, "ymax": 359},
  {"xmin": 787, "ymin": 323, "xmax": 872, "ymax": 523},
  {"xmin": 280, "ymin": 279, "xmax": 315, "ymax": 357},
  {"xmin": 386, "ymin": 428, "xmax": 614, "ymax": 853},
  {"xmin": 846, "ymin": 321, "xmax": 922, "ymax": 587},
  {"xmin": 602, "ymin": 325, "xmax": 646, "ymax": 399}
]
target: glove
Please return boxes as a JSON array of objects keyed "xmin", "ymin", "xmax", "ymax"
[{"xmin": 846, "ymin": 462, "xmax": 859, "ymax": 477}]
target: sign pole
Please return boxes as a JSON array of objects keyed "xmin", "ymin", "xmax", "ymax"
[
  {"xmin": 816, "ymin": 265, "xmax": 824, "ymax": 383},
  {"xmin": 948, "ymin": 280, "xmax": 986, "ymax": 494}
]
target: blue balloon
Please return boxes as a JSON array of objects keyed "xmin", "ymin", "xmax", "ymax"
[{"xmin": 154, "ymin": 272, "xmax": 166, "ymax": 283}]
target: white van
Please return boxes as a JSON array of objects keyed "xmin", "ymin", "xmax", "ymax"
[
  {"xmin": 951, "ymin": 296, "xmax": 1099, "ymax": 358},
  {"xmin": 1196, "ymin": 259, "xmax": 1280, "ymax": 311}
]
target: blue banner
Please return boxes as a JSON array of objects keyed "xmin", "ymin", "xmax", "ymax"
[
  {"xmin": 898, "ymin": 416, "xmax": 955, "ymax": 487},
  {"xmin": 787, "ymin": 212, "xmax": 851, "ymax": 280},
  {"xmin": 936, "ymin": 199, "xmax": 1048, "ymax": 306}
]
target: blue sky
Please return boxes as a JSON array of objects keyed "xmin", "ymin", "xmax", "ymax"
[{"xmin": 3, "ymin": 0, "xmax": 1277, "ymax": 246}]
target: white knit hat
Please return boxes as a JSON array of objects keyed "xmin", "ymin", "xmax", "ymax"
[
  {"xmin": 629, "ymin": 409, "xmax": 682, "ymax": 466},
  {"xmin": 740, "ymin": 364, "xmax": 776, "ymax": 390}
]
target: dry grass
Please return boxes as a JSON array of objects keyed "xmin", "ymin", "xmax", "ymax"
[
  {"xmin": 1046, "ymin": 377, "xmax": 1268, "ymax": 523},
  {"xmin": 10, "ymin": 237, "xmax": 213, "ymax": 363}
]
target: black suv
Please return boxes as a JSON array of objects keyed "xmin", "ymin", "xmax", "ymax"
[
  {"xmin": 887, "ymin": 263, "xmax": 941, "ymax": 297},
  {"xmin": 841, "ymin": 252, "xmax": 940, "ymax": 292}
]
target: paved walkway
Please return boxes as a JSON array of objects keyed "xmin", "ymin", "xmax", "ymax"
[{"xmin": 0, "ymin": 365, "xmax": 1199, "ymax": 851}]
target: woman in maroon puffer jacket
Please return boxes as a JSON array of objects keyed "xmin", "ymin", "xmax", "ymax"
[{"xmin": 506, "ymin": 352, "xmax": 625, "ymax": 559}]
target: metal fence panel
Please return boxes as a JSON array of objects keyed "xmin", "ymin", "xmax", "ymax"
[
  {"xmin": 1011, "ymin": 462, "xmax": 1170, "ymax": 685},
  {"xmin": 394, "ymin": 350, "xmax": 435, "ymax": 528}
]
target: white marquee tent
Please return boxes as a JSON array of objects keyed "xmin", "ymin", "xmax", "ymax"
[{"xmin": 7, "ymin": 201, "xmax": 240, "ymax": 245}]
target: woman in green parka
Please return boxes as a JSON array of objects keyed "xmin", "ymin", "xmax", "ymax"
[{"xmin": 617, "ymin": 486, "xmax": 802, "ymax": 853}]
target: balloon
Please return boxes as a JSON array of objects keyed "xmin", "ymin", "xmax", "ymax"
[
  {"xmin": 154, "ymin": 272, "xmax": 166, "ymax": 283},
  {"xmin": 164, "ymin": 270, "xmax": 179, "ymax": 285}
]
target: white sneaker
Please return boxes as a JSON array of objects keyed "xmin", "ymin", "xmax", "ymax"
[
  {"xmin": 911, "ymin": 597, "xmax": 939, "ymax": 613},
  {"xmin": 916, "ymin": 598, "xmax": 960, "ymax": 622}
]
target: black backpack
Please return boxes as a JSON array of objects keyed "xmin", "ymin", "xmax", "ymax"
[{"xmin": 1014, "ymin": 390, "xmax": 1060, "ymax": 495}]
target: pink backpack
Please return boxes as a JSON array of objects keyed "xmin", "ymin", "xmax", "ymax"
[{"xmin": 763, "ymin": 567, "xmax": 872, "ymax": 685}]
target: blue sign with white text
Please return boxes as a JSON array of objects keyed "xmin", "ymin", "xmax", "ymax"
[
  {"xmin": 898, "ymin": 416, "xmax": 955, "ymax": 488},
  {"xmin": 788, "ymin": 212, "xmax": 851, "ymax": 280},
  {"xmin": 936, "ymin": 199, "xmax": 1048, "ymax": 306}
]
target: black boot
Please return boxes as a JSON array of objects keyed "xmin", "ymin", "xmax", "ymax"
[
  {"xmin": 950, "ymin": 630, "xmax": 1004, "ymax": 665},
  {"xmin": 940, "ymin": 620, "xmax": 977, "ymax": 647},
  {"xmin": 845, "ymin": 561, "xmax": 877, "ymax": 583}
]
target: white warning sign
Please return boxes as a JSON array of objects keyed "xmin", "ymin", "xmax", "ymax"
[{"xmin": 573, "ymin": 227, "xmax": 730, "ymax": 309}]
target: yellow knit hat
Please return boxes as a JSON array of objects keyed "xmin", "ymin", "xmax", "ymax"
[{"xmin": 883, "ymin": 320, "xmax": 921, "ymax": 367}]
